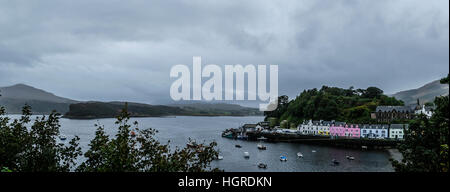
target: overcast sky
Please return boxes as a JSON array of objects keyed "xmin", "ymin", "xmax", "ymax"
[{"xmin": 0, "ymin": 0, "xmax": 448, "ymax": 106}]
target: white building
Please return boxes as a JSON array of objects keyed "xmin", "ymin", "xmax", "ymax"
[
  {"xmin": 298, "ymin": 120, "xmax": 316, "ymax": 135},
  {"xmin": 360, "ymin": 124, "xmax": 389, "ymax": 139},
  {"xmin": 297, "ymin": 120, "xmax": 337, "ymax": 136},
  {"xmin": 389, "ymin": 124, "xmax": 408, "ymax": 140},
  {"xmin": 415, "ymin": 105, "xmax": 433, "ymax": 118}
]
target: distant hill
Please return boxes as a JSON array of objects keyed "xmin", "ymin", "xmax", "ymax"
[
  {"xmin": 391, "ymin": 80, "xmax": 449, "ymax": 105},
  {"xmin": 0, "ymin": 84, "xmax": 261, "ymax": 117},
  {"xmin": 0, "ymin": 84, "xmax": 78, "ymax": 114},
  {"xmin": 170, "ymin": 102, "xmax": 262, "ymax": 116},
  {"xmin": 64, "ymin": 101, "xmax": 262, "ymax": 119},
  {"xmin": 64, "ymin": 102, "xmax": 187, "ymax": 119}
]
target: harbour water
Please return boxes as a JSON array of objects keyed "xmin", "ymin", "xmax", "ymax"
[{"xmin": 6, "ymin": 115, "xmax": 394, "ymax": 172}]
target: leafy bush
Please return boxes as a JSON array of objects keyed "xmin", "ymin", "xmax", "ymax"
[{"xmin": 0, "ymin": 103, "xmax": 220, "ymax": 172}]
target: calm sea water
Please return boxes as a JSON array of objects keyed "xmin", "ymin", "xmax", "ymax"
[{"xmin": 7, "ymin": 115, "xmax": 394, "ymax": 172}]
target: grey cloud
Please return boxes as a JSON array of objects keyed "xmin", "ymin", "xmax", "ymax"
[{"xmin": 0, "ymin": 0, "xmax": 448, "ymax": 107}]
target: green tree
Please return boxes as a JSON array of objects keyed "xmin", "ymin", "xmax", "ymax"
[
  {"xmin": 77, "ymin": 104, "xmax": 220, "ymax": 172},
  {"xmin": 0, "ymin": 105, "xmax": 81, "ymax": 172},
  {"xmin": 363, "ymin": 87, "xmax": 383, "ymax": 99},
  {"xmin": 391, "ymin": 74, "xmax": 449, "ymax": 172}
]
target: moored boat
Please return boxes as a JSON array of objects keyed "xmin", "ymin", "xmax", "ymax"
[
  {"xmin": 297, "ymin": 152, "xmax": 303, "ymax": 158},
  {"xmin": 332, "ymin": 159, "xmax": 340, "ymax": 165},
  {"xmin": 59, "ymin": 135, "xmax": 67, "ymax": 141},
  {"xmin": 222, "ymin": 131, "xmax": 233, "ymax": 138},
  {"xmin": 257, "ymin": 136, "xmax": 268, "ymax": 141},
  {"xmin": 237, "ymin": 135, "xmax": 248, "ymax": 140},
  {"xmin": 257, "ymin": 163, "xmax": 267, "ymax": 169},
  {"xmin": 235, "ymin": 144, "xmax": 242, "ymax": 148},
  {"xmin": 244, "ymin": 152, "xmax": 250, "ymax": 158},
  {"xmin": 187, "ymin": 140, "xmax": 198, "ymax": 148},
  {"xmin": 280, "ymin": 155, "xmax": 287, "ymax": 161},
  {"xmin": 257, "ymin": 144, "xmax": 267, "ymax": 150}
]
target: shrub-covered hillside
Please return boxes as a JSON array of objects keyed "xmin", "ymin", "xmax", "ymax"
[{"xmin": 264, "ymin": 86, "xmax": 404, "ymax": 127}]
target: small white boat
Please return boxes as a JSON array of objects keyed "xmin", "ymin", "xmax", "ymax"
[
  {"xmin": 59, "ymin": 135, "xmax": 67, "ymax": 141},
  {"xmin": 217, "ymin": 155, "xmax": 224, "ymax": 160},
  {"xmin": 312, "ymin": 150, "xmax": 316, "ymax": 153},
  {"xmin": 244, "ymin": 152, "xmax": 250, "ymax": 158},
  {"xmin": 257, "ymin": 144, "xmax": 267, "ymax": 150},
  {"xmin": 297, "ymin": 152, "xmax": 303, "ymax": 158},
  {"xmin": 257, "ymin": 136, "xmax": 268, "ymax": 141},
  {"xmin": 347, "ymin": 156, "xmax": 355, "ymax": 160}
]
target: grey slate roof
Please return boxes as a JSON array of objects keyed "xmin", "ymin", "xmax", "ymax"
[
  {"xmin": 333, "ymin": 121, "xmax": 346, "ymax": 126},
  {"xmin": 360, "ymin": 124, "xmax": 389, "ymax": 129},
  {"xmin": 390, "ymin": 124, "xmax": 409, "ymax": 129}
]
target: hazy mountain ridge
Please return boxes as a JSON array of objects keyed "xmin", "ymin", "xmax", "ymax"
[
  {"xmin": 0, "ymin": 84, "xmax": 261, "ymax": 117},
  {"xmin": 391, "ymin": 79, "xmax": 449, "ymax": 105},
  {"xmin": 0, "ymin": 84, "xmax": 78, "ymax": 114},
  {"xmin": 0, "ymin": 84, "xmax": 77, "ymax": 103}
]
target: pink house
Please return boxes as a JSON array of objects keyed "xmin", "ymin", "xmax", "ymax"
[{"xmin": 329, "ymin": 124, "xmax": 360, "ymax": 138}]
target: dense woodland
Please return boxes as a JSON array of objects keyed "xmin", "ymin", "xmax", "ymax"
[{"xmin": 264, "ymin": 86, "xmax": 404, "ymax": 127}]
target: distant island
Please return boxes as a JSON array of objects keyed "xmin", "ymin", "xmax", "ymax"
[
  {"xmin": 0, "ymin": 84, "xmax": 262, "ymax": 118},
  {"xmin": 64, "ymin": 101, "xmax": 262, "ymax": 119}
]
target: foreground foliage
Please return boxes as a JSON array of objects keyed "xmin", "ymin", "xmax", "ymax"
[
  {"xmin": 0, "ymin": 105, "xmax": 81, "ymax": 172},
  {"xmin": 391, "ymin": 74, "xmax": 449, "ymax": 172},
  {"xmin": 0, "ymin": 102, "xmax": 220, "ymax": 172},
  {"xmin": 77, "ymin": 107, "xmax": 220, "ymax": 172}
]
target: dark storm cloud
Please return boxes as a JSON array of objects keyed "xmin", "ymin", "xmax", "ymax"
[{"xmin": 0, "ymin": 0, "xmax": 448, "ymax": 106}]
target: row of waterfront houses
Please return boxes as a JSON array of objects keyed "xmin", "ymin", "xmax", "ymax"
[{"xmin": 298, "ymin": 120, "xmax": 408, "ymax": 140}]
